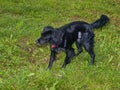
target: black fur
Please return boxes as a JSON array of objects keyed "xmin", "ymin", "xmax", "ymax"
[{"xmin": 36, "ymin": 15, "xmax": 109, "ymax": 69}]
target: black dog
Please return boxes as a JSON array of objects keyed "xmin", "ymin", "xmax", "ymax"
[{"xmin": 36, "ymin": 15, "xmax": 109, "ymax": 69}]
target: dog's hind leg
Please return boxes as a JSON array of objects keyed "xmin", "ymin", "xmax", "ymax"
[
  {"xmin": 47, "ymin": 50, "xmax": 56, "ymax": 69},
  {"xmin": 88, "ymin": 48, "xmax": 95, "ymax": 65},
  {"xmin": 62, "ymin": 48, "xmax": 75, "ymax": 68},
  {"xmin": 75, "ymin": 41, "xmax": 83, "ymax": 56},
  {"xmin": 83, "ymin": 39, "xmax": 95, "ymax": 65}
]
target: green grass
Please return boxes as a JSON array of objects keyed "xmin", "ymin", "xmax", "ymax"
[{"xmin": 0, "ymin": 0, "xmax": 120, "ymax": 90}]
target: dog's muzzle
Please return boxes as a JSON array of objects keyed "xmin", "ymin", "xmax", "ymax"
[{"xmin": 36, "ymin": 38, "xmax": 47, "ymax": 45}]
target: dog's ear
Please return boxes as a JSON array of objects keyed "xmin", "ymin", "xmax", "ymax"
[
  {"xmin": 43, "ymin": 26, "xmax": 54, "ymax": 34},
  {"xmin": 60, "ymin": 30, "xmax": 64, "ymax": 38},
  {"xmin": 58, "ymin": 30, "xmax": 65, "ymax": 42}
]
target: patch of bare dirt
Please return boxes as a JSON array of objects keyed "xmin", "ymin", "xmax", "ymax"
[
  {"xmin": 111, "ymin": 16, "xmax": 120, "ymax": 27},
  {"xmin": 71, "ymin": 15, "xmax": 81, "ymax": 20},
  {"xmin": 115, "ymin": 0, "xmax": 120, "ymax": 4}
]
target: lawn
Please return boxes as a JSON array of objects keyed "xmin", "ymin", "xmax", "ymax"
[{"xmin": 0, "ymin": 0, "xmax": 120, "ymax": 90}]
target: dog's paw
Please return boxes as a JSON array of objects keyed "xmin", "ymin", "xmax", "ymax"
[{"xmin": 88, "ymin": 62, "xmax": 95, "ymax": 66}]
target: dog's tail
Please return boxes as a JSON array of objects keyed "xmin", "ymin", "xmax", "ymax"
[{"xmin": 91, "ymin": 15, "xmax": 109, "ymax": 29}]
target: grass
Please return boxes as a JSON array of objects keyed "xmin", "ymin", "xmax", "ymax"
[{"xmin": 0, "ymin": 0, "xmax": 120, "ymax": 90}]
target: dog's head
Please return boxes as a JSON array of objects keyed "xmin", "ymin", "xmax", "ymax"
[{"xmin": 36, "ymin": 26, "xmax": 54, "ymax": 45}]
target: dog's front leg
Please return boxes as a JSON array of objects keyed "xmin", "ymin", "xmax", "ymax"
[
  {"xmin": 62, "ymin": 49, "xmax": 75, "ymax": 68},
  {"xmin": 47, "ymin": 50, "xmax": 56, "ymax": 69}
]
